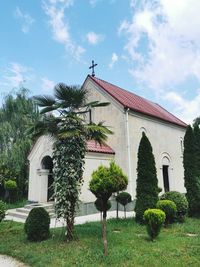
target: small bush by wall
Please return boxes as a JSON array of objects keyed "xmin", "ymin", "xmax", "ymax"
[
  {"xmin": 4, "ymin": 180, "xmax": 17, "ymax": 203},
  {"xmin": 24, "ymin": 207, "xmax": 50, "ymax": 242},
  {"xmin": 143, "ymin": 208, "xmax": 166, "ymax": 241},
  {"xmin": 0, "ymin": 201, "xmax": 5, "ymax": 222},
  {"xmin": 116, "ymin": 192, "xmax": 131, "ymax": 218},
  {"xmin": 156, "ymin": 200, "xmax": 177, "ymax": 225},
  {"xmin": 160, "ymin": 191, "xmax": 188, "ymax": 222}
]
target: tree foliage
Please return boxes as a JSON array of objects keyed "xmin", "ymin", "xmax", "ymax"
[
  {"xmin": 30, "ymin": 83, "xmax": 112, "ymax": 241},
  {"xmin": 183, "ymin": 125, "xmax": 200, "ymax": 216},
  {"xmin": 116, "ymin": 192, "xmax": 131, "ymax": 218},
  {"xmin": 0, "ymin": 89, "xmax": 39, "ymax": 197},
  {"xmin": 135, "ymin": 132, "xmax": 159, "ymax": 223},
  {"xmin": 89, "ymin": 161, "xmax": 128, "ymax": 256}
]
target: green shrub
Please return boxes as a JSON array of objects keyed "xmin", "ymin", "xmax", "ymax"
[
  {"xmin": 95, "ymin": 198, "xmax": 111, "ymax": 212},
  {"xmin": 156, "ymin": 200, "xmax": 177, "ymax": 225},
  {"xmin": 0, "ymin": 201, "xmax": 6, "ymax": 222},
  {"xmin": 160, "ymin": 191, "xmax": 188, "ymax": 222},
  {"xmin": 143, "ymin": 209, "xmax": 166, "ymax": 241},
  {"xmin": 24, "ymin": 207, "xmax": 50, "ymax": 242},
  {"xmin": 116, "ymin": 192, "xmax": 131, "ymax": 218},
  {"xmin": 4, "ymin": 180, "xmax": 17, "ymax": 203},
  {"xmin": 135, "ymin": 133, "xmax": 159, "ymax": 223},
  {"xmin": 116, "ymin": 192, "xmax": 131, "ymax": 206}
]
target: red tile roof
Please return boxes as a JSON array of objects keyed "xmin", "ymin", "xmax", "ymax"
[
  {"xmin": 87, "ymin": 140, "xmax": 115, "ymax": 154},
  {"xmin": 89, "ymin": 75, "xmax": 187, "ymax": 128}
]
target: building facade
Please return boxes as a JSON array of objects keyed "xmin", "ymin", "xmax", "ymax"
[{"xmin": 28, "ymin": 75, "xmax": 187, "ymax": 206}]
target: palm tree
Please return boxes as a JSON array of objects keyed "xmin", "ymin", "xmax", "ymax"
[{"xmin": 30, "ymin": 83, "xmax": 112, "ymax": 241}]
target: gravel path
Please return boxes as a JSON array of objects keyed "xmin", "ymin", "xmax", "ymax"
[{"xmin": 0, "ymin": 255, "xmax": 29, "ymax": 267}]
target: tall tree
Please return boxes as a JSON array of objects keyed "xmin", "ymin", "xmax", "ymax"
[
  {"xmin": 0, "ymin": 89, "xmax": 39, "ymax": 197},
  {"xmin": 134, "ymin": 132, "xmax": 159, "ymax": 223},
  {"xmin": 183, "ymin": 125, "xmax": 200, "ymax": 216},
  {"xmin": 193, "ymin": 124, "xmax": 200, "ymax": 176},
  {"xmin": 31, "ymin": 83, "xmax": 112, "ymax": 241}
]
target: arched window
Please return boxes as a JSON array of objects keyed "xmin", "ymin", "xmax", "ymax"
[
  {"xmin": 162, "ymin": 156, "xmax": 170, "ymax": 192},
  {"xmin": 41, "ymin": 156, "xmax": 53, "ymax": 171},
  {"xmin": 180, "ymin": 138, "xmax": 184, "ymax": 154},
  {"xmin": 140, "ymin": 127, "xmax": 147, "ymax": 135}
]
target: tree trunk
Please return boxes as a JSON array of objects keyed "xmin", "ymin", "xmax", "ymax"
[
  {"xmin": 124, "ymin": 205, "xmax": 126, "ymax": 218},
  {"xmin": 116, "ymin": 200, "xmax": 119, "ymax": 219},
  {"xmin": 102, "ymin": 211, "xmax": 108, "ymax": 256},
  {"xmin": 66, "ymin": 216, "xmax": 74, "ymax": 241}
]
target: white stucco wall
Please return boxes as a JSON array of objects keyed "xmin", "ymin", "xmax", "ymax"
[{"xmin": 28, "ymin": 135, "xmax": 54, "ymax": 202}]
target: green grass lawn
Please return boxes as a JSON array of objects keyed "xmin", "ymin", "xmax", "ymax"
[{"xmin": 0, "ymin": 218, "xmax": 200, "ymax": 267}]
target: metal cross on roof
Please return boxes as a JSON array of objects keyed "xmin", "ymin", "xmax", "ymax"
[{"xmin": 89, "ymin": 60, "xmax": 98, "ymax": 77}]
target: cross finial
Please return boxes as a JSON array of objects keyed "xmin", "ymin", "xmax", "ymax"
[{"xmin": 89, "ymin": 60, "xmax": 98, "ymax": 77}]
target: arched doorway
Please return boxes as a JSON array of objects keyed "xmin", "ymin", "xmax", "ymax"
[
  {"xmin": 41, "ymin": 156, "xmax": 54, "ymax": 201},
  {"xmin": 162, "ymin": 156, "xmax": 170, "ymax": 192}
]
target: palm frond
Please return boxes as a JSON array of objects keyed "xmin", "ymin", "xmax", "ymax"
[
  {"xmin": 54, "ymin": 83, "xmax": 87, "ymax": 110},
  {"xmin": 40, "ymin": 105, "xmax": 58, "ymax": 114},
  {"xmin": 57, "ymin": 129, "xmax": 82, "ymax": 139},
  {"xmin": 27, "ymin": 116, "xmax": 61, "ymax": 139},
  {"xmin": 84, "ymin": 101, "xmax": 110, "ymax": 109},
  {"xmin": 85, "ymin": 122, "xmax": 113, "ymax": 145},
  {"xmin": 34, "ymin": 95, "xmax": 55, "ymax": 107}
]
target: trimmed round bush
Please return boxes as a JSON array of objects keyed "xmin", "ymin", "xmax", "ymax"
[
  {"xmin": 0, "ymin": 201, "xmax": 6, "ymax": 222},
  {"xmin": 156, "ymin": 200, "xmax": 177, "ymax": 225},
  {"xmin": 143, "ymin": 209, "xmax": 166, "ymax": 240},
  {"xmin": 24, "ymin": 207, "xmax": 50, "ymax": 242},
  {"xmin": 95, "ymin": 198, "xmax": 111, "ymax": 212},
  {"xmin": 116, "ymin": 192, "xmax": 131, "ymax": 206},
  {"xmin": 160, "ymin": 191, "xmax": 188, "ymax": 222}
]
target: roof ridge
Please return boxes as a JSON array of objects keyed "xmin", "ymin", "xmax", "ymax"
[
  {"xmin": 90, "ymin": 75, "xmax": 156, "ymax": 106},
  {"xmin": 88, "ymin": 75, "xmax": 187, "ymax": 128}
]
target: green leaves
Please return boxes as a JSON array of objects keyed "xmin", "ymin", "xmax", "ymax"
[
  {"xmin": 89, "ymin": 161, "xmax": 128, "ymax": 200},
  {"xmin": 0, "ymin": 89, "xmax": 40, "ymax": 197},
  {"xmin": 34, "ymin": 95, "xmax": 56, "ymax": 107}
]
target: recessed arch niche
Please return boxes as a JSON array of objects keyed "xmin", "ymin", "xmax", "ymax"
[{"xmin": 41, "ymin": 155, "xmax": 54, "ymax": 201}]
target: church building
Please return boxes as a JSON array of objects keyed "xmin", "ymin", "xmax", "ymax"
[{"xmin": 28, "ymin": 75, "xmax": 187, "ymax": 210}]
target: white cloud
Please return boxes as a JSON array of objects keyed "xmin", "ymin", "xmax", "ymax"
[
  {"xmin": 86, "ymin": 32, "xmax": 104, "ymax": 45},
  {"xmin": 89, "ymin": 0, "xmax": 102, "ymax": 7},
  {"xmin": 14, "ymin": 7, "xmax": 34, "ymax": 33},
  {"xmin": 3, "ymin": 63, "xmax": 32, "ymax": 88},
  {"xmin": 119, "ymin": 0, "xmax": 200, "ymax": 91},
  {"xmin": 119, "ymin": 0, "xmax": 200, "ymax": 122},
  {"xmin": 164, "ymin": 91, "xmax": 200, "ymax": 123},
  {"xmin": 49, "ymin": 0, "xmax": 74, "ymax": 5},
  {"xmin": 43, "ymin": 0, "xmax": 85, "ymax": 61},
  {"xmin": 41, "ymin": 77, "xmax": 55, "ymax": 92},
  {"xmin": 109, "ymin": 53, "xmax": 118, "ymax": 68}
]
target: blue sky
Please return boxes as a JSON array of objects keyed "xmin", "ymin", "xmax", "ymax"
[{"xmin": 0, "ymin": 0, "xmax": 200, "ymax": 123}]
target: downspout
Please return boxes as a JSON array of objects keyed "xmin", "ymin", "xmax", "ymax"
[{"xmin": 125, "ymin": 108, "xmax": 133, "ymax": 197}]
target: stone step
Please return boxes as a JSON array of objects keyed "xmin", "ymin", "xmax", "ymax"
[
  {"xmin": 24, "ymin": 203, "xmax": 54, "ymax": 210},
  {"xmin": 16, "ymin": 206, "xmax": 55, "ymax": 214},
  {"xmin": 7, "ymin": 210, "xmax": 28, "ymax": 220},
  {"xmin": 7, "ymin": 204, "xmax": 56, "ymax": 220}
]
